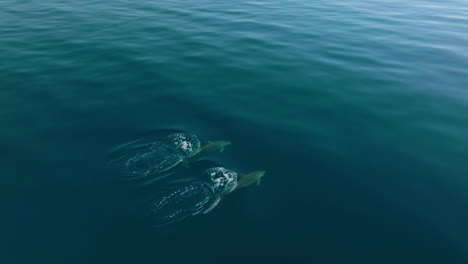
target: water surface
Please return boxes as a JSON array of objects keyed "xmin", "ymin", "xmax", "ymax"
[{"xmin": 1, "ymin": 1, "xmax": 467, "ymax": 263}]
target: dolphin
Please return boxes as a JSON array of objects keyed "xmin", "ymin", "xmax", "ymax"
[
  {"xmin": 235, "ymin": 170, "xmax": 267, "ymax": 190},
  {"xmin": 183, "ymin": 140, "xmax": 232, "ymax": 167},
  {"xmin": 195, "ymin": 140, "xmax": 232, "ymax": 155}
]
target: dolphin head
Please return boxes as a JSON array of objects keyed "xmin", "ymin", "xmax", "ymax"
[{"xmin": 236, "ymin": 170, "xmax": 266, "ymax": 190}]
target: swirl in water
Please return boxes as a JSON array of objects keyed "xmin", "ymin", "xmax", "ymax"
[
  {"xmin": 203, "ymin": 167, "xmax": 238, "ymax": 195},
  {"xmin": 151, "ymin": 182, "xmax": 220, "ymax": 225},
  {"xmin": 124, "ymin": 143, "xmax": 180, "ymax": 177},
  {"xmin": 168, "ymin": 133, "xmax": 201, "ymax": 156},
  {"xmin": 112, "ymin": 132, "xmax": 201, "ymax": 178},
  {"xmin": 151, "ymin": 167, "xmax": 238, "ymax": 225}
]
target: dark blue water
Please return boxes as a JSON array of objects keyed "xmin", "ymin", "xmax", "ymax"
[{"xmin": 1, "ymin": 1, "xmax": 467, "ymax": 263}]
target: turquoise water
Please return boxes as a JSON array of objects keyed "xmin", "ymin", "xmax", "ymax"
[{"xmin": 1, "ymin": 0, "xmax": 467, "ymax": 263}]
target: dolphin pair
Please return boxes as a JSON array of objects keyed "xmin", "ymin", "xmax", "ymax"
[{"xmin": 108, "ymin": 131, "xmax": 267, "ymax": 225}]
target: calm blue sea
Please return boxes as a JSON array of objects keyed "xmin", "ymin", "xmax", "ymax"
[{"xmin": 1, "ymin": 0, "xmax": 467, "ymax": 263}]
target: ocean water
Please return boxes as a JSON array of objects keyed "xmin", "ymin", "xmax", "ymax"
[{"xmin": 1, "ymin": 0, "xmax": 467, "ymax": 263}]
